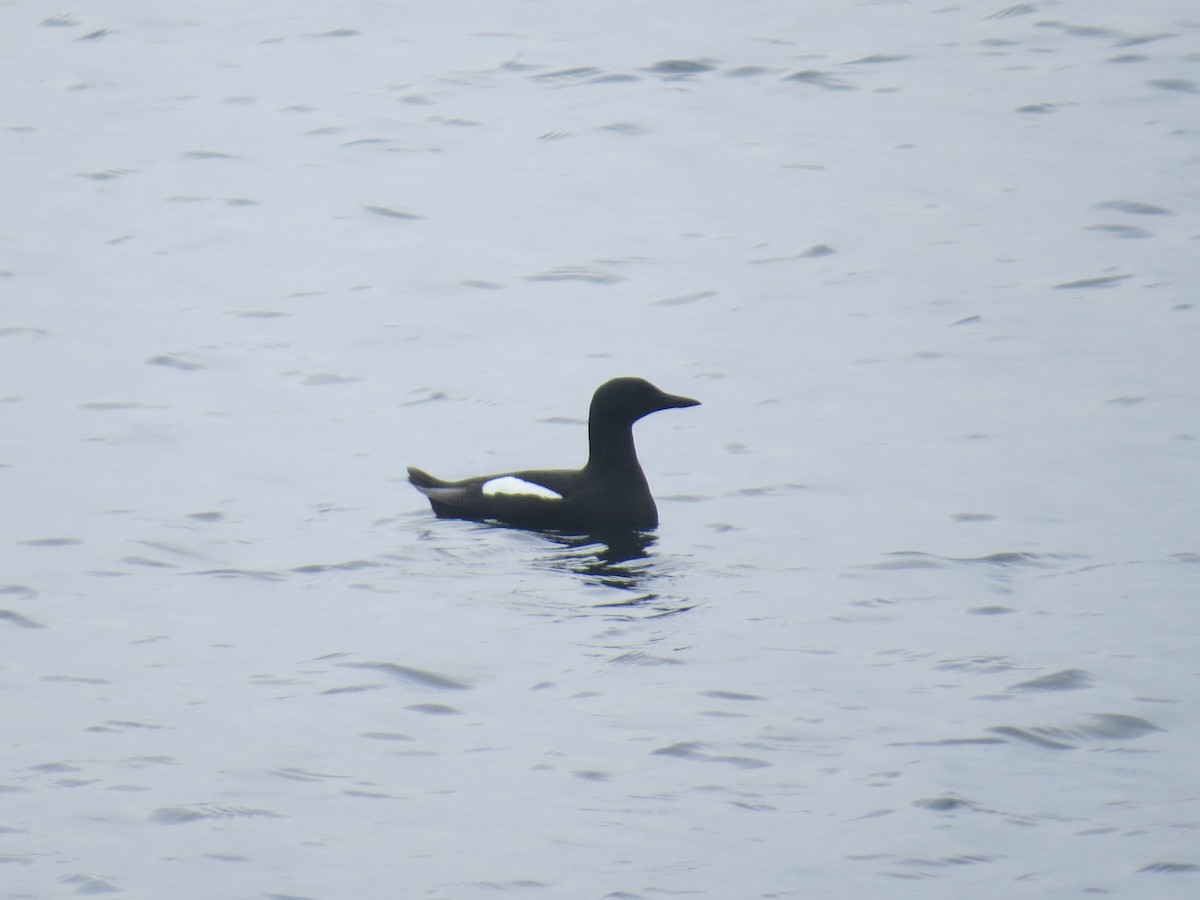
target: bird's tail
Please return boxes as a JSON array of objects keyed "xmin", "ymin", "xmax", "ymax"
[{"xmin": 407, "ymin": 467, "xmax": 445, "ymax": 490}]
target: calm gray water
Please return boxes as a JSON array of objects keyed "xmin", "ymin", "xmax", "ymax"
[{"xmin": 3, "ymin": 1, "xmax": 1199, "ymax": 897}]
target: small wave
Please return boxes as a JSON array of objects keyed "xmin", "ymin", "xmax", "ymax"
[
  {"xmin": 339, "ymin": 661, "xmax": 470, "ymax": 690},
  {"xmin": 1139, "ymin": 862, "xmax": 1200, "ymax": 874},
  {"xmin": 990, "ymin": 713, "xmax": 1163, "ymax": 750},
  {"xmin": 151, "ymin": 805, "xmax": 284, "ymax": 825},
  {"xmin": 1009, "ymin": 669, "xmax": 1092, "ymax": 692},
  {"xmin": 643, "ymin": 59, "xmax": 718, "ymax": 76},
  {"xmin": 186, "ymin": 568, "xmax": 285, "ymax": 581},
  {"xmin": 651, "ymin": 741, "xmax": 771, "ymax": 769}
]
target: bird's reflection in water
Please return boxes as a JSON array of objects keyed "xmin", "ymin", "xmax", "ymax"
[
  {"xmin": 539, "ymin": 530, "xmax": 695, "ymax": 618},
  {"xmin": 544, "ymin": 530, "xmax": 657, "ymax": 588}
]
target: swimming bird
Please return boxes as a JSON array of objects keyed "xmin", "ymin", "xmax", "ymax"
[{"xmin": 407, "ymin": 377, "xmax": 699, "ymax": 532}]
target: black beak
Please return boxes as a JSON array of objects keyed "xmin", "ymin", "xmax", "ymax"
[{"xmin": 659, "ymin": 391, "xmax": 700, "ymax": 410}]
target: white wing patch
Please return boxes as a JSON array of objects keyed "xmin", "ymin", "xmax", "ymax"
[{"xmin": 482, "ymin": 476, "xmax": 563, "ymax": 500}]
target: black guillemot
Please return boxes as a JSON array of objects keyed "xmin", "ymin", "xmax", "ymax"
[{"xmin": 407, "ymin": 377, "xmax": 699, "ymax": 532}]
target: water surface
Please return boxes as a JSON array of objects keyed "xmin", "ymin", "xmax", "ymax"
[{"xmin": 3, "ymin": 1, "xmax": 1199, "ymax": 897}]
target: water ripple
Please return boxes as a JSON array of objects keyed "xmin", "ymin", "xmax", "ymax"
[
  {"xmin": 651, "ymin": 741, "xmax": 772, "ymax": 769},
  {"xmin": 338, "ymin": 661, "xmax": 470, "ymax": 690},
  {"xmin": 990, "ymin": 713, "xmax": 1163, "ymax": 750},
  {"xmin": 1009, "ymin": 669, "xmax": 1093, "ymax": 692},
  {"xmin": 151, "ymin": 805, "xmax": 284, "ymax": 825}
]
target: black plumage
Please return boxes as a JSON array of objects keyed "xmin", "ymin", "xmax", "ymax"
[{"xmin": 408, "ymin": 377, "xmax": 699, "ymax": 532}]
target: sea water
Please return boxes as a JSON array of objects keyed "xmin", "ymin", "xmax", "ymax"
[{"xmin": 2, "ymin": 1, "xmax": 1198, "ymax": 897}]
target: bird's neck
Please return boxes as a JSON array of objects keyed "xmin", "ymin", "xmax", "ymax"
[{"xmin": 585, "ymin": 418, "xmax": 643, "ymax": 476}]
